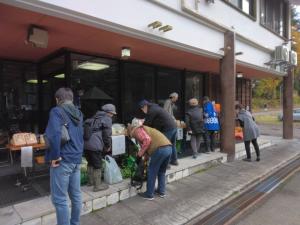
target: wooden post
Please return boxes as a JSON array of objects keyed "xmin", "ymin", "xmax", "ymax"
[
  {"xmin": 283, "ymin": 68, "xmax": 294, "ymax": 139},
  {"xmin": 220, "ymin": 30, "xmax": 236, "ymax": 161}
]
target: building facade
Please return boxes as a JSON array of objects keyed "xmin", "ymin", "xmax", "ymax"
[{"xmin": 0, "ymin": 0, "xmax": 295, "ymax": 159}]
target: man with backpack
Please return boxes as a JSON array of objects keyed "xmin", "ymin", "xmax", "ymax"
[
  {"xmin": 45, "ymin": 87, "xmax": 84, "ymax": 225},
  {"xmin": 83, "ymin": 103, "xmax": 116, "ymax": 192}
]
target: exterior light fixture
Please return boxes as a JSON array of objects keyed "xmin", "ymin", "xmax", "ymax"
[
  {"xmin": 148, "ymin": 21, "xmax": 162, "ymax": 29},
  {"xmin": 236, "ymin": 72, "xmax": 243, "ymax": 78},
  {"xmin": 26, "ymin": 79, "xmax": 48, "ymax": 84},
  {"xmin": 77, "ymin": 62, "xmax": 110, "ymax": 71},
  {"xmin": 235, "ymin": 51, "xmax": 243, "ymax": 56},
  {"xmin": 121, "ymin": 47, "xmax": 131, "ymax": 59},
  {"xmin": 54, "ymin": 73, "xmax": 65, "ymax": 79},
  {"xmin": 159, "ymin": 25, "xmax": 173, "ymax": 32}
]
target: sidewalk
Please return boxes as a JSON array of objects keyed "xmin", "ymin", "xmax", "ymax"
[
  {"xmin": 81, "ymin": 139, "xmax": 300, "ymax": 225},
  {"xmin": 0, "ymin": 136, "xmax": 288, "ymax": 225}
]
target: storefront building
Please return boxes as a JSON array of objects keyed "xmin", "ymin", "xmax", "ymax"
[{"xmin": 0, "ymin": 0, "xmax": 294, "ymax": 160}]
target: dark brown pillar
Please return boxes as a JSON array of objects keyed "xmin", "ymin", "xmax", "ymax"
[
  {"xmin": 220, "ymin": 31, "xmax": 236, "ymax": 161},
  {"xmin": 283, "ymin": 68, "xmax": 294, "ymax": 139}
]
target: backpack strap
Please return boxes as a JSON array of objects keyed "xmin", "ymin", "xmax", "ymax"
[{"xmin": 59, "ymin": 107, "xmax": 69, "ymax": 127}]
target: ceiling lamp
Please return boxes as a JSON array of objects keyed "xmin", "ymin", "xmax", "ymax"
[
  {"xmin": 121, "ymin": 47, "xmax": 131, "ymax": 59},
  {"xmin": 77, "ymin": 62, "xmax": 110, "ymax": 71},
  {"xmin": 26, "ymin": 79, "xmax": 48, "ymax": 84},
  {"xmin": 54, "ymin": 73, "xmax": 65, "ymax": 79},
  {"xmin": 236, "ymin": 72, "xmax": 243, "ymax": 78}
]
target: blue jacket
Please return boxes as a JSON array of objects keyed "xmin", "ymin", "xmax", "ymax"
[
  {"xmin": 203, "ymin": 102, "xmax": 220, "ymax": 131},
  {"xmin": 45, "ymin": 103, "xmax": 84, "ymax": 164}
]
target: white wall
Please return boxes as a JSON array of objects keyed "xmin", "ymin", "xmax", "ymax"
[{"xmin": 5, "ymin": 0, "xmax": 288, "ymax": 73}]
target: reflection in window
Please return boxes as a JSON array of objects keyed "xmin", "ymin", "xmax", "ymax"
[
  {"xmin": 123, "ymin": 63, "xmax": 155, "ymax": 123},
  {"xmin": 260, "ymin": 0, "xmax": 288, "ymax": 37},
  {"xmin": 225, "ymin": 0, "xmax": 255, "ymax": 17},
  {"xmin": 0, "ymin": 61, "xmax": 38, "ymax": 133},
  {"xmin": 157, "ymin": 68, "xmax": 182, "ymax": 119},
  {"xmin": 70, "ymin": 54, "xmax": 119, "ymax": 120},
  {"xmin": 185, "ymin": 72, "xmax": 204, "ymax": 109}
]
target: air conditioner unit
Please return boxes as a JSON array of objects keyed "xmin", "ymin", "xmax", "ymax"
[
  {"xmin": 27, "ymin": 26, "xmax": 48, "ymax": 48},
  {"xmin": 290, "ymin": 50, "xmax": 298, "ymax": 66},
  {"xmin": 274, "ymin": 45, "xmax": 289, "ymax": 62}
]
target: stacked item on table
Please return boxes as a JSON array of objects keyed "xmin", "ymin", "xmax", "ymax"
[
  {"xmin": 10, "ymin": 133, "xmax": 38, "ymax": 146},
  {"xmin": 112, "ymin": 123, "xmax": 126, "ymax": 136}
]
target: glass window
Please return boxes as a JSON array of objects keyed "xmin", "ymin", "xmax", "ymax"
[
  {"xmin": 224, "ymin": 0, "xmax": 255, "ymax": 17},
  {"xmin": 157, "ymin": 68, "xmax": 182, "ymax": 119},
  {"xmin": 185, "ymin": 72, "xmax": 204, "ymax": 109},
  {"xmin": 260, "ymin": 0, "xmax": 288, "ymax": 37},
  {"xmin": 123, "ymin": 63, "xmax": 155, "ymax": 123},
  {"xmin": 40, "ymin": 55, "xmax": 66, "ymax": 129},
  {"xmin": 70, "ymin": 54, "xmax": 119, "ymax": 120},
  {"xmin": 0, "ymin": 61, "xmax": 38, "ymax": 133}
]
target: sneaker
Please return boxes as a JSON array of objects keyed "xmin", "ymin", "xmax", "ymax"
[
  {"xmin": 154, "ymin": 190, "xmax": 166, "ymax": 198},
  {"xmin": 138, "ymin": 192, "xmax": 154, "ymax": 200},
  {"xmin": 256, "ymin": 157, "xmax": 260, "ymax": 162},
  {"xmin": 242, "ymin": 158, "xmax": 252, "ymax": 162},
  {"xmin": 170, "ymin": 161, "xmax": 179, "ymax": 166},
  {"xmin": 192, "ymin": 155, "xmax": 197, "ymax": 159}
]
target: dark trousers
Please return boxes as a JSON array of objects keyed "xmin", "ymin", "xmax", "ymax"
[
  {"xmin": 244, "ymin": 139, "xmax": 260, "ymax": 159},
  {"xmin": 163, "ymin": 128, "xmax": 178, "ymax": 163},
  {"xmin": 206, "ymin": 131, "xmax": 216, "ymax": 152},
  {"xmin": 85, "ymin": 150, "xmax": 103, "ymax": 169}
]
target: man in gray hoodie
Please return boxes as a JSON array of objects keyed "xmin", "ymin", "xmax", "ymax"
[{"xmin": 83, "ymin": 104, "xmax": 116, "ymax": 191}]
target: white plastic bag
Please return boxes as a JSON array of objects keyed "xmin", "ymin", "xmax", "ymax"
[{"xmin": 104, "ymin": 155, "xmax": 123, "ymax": 184}]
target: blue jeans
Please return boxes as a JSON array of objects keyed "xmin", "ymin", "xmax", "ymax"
[
  {"xmin": 146, "ymin": 146, "xmax": 172, "ymax": 197},
  {"xmin": 50, "ymin": 161, "xmax": 82, "ymax": 225},
  {"xmin": 163, "ymin": 128, "xmax": 178, "ymax": 163}
]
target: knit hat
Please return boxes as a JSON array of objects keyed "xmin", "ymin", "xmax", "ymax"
[
  {"xmin": 189, "ymin": 98, "xmax": 198, "ymax": 106},
  {"xmin": 138, "ymin": 99, "xmax": 150, "ymax": 108},
  {"xmin": 169, "ymin": 92, "xmax": 178, "ymax": 98},
  {"xmin": 102, "ymin": 104, "xmax": 117, "ymax": 115}
]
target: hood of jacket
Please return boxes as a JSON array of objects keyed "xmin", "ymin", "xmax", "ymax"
[{"xmin": 60, "ymin": 102, "xmax": 82, "ymax": 126}]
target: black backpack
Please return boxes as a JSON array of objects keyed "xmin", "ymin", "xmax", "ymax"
[{"xmin": 83, "ymin": 118, "xmax": 100, "ymax": 141}]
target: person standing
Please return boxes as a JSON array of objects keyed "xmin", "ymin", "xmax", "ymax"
[
  {"xmin": 163, "ymin": 92, "xmax": 178, "ymax": 118},
  {"xmin": 128, "ymin": 118, "xmax": 172, "ymax": 200},
  {"xmin": 139, "ymin": 100, "xmax": 178, "ymax": 166},
  {"xmin": 45, "ymin": 87, "xmax": 83, "ymax": 225},
  {"xmin": 83, "ymin": 104, "xmax": 117, "ymax": 192},
  {"xmin": 235, "ymin": 104, "xmax": 260, "ymax": 162},
  {"xmin": 203, "ymin": 96, "xmax": 220, "ymax": 153},
  {"xmin": 185, "ymin": 98, "xmax": 208, "ymax": 158}
]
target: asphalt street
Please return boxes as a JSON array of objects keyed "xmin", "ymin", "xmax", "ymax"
[
  {"xmin": 235, "ymin": 171, "xmax": 300, "ymax": 225},
  {"xmin": 258, "ymin": 123, "xmax": 300, "ymax": 139}
]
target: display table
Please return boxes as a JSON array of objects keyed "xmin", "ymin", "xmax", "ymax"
[{"xmin": 6, "ymin": 143, "xmax": 46, "ymax": 165}]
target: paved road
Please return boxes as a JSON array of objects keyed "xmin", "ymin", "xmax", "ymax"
[
  {"xmin": 235, "ymin": 171, "xmax": 300, "ymax": 225},
  {"xmin": 258, "ymin": 123, "xmax": 300, "ymax": 139}
]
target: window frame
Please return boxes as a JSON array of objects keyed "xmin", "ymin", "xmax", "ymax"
[
  {"xmin": 221, "ymin": 0, "xmax": 257, "ymax": 21},
  {"xmin": 259, "ymin": 0, "xmax": 289, "ymax": 39}
]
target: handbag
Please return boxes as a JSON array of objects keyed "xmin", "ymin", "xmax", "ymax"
[{"xmin": 104, "ymin": 155, "xmax": 123, "ymax": 184}]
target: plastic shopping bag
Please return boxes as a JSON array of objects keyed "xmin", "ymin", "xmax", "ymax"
[{"xmin": 104, "ymin": 155, "xmax": 123, "ymax": 184}]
